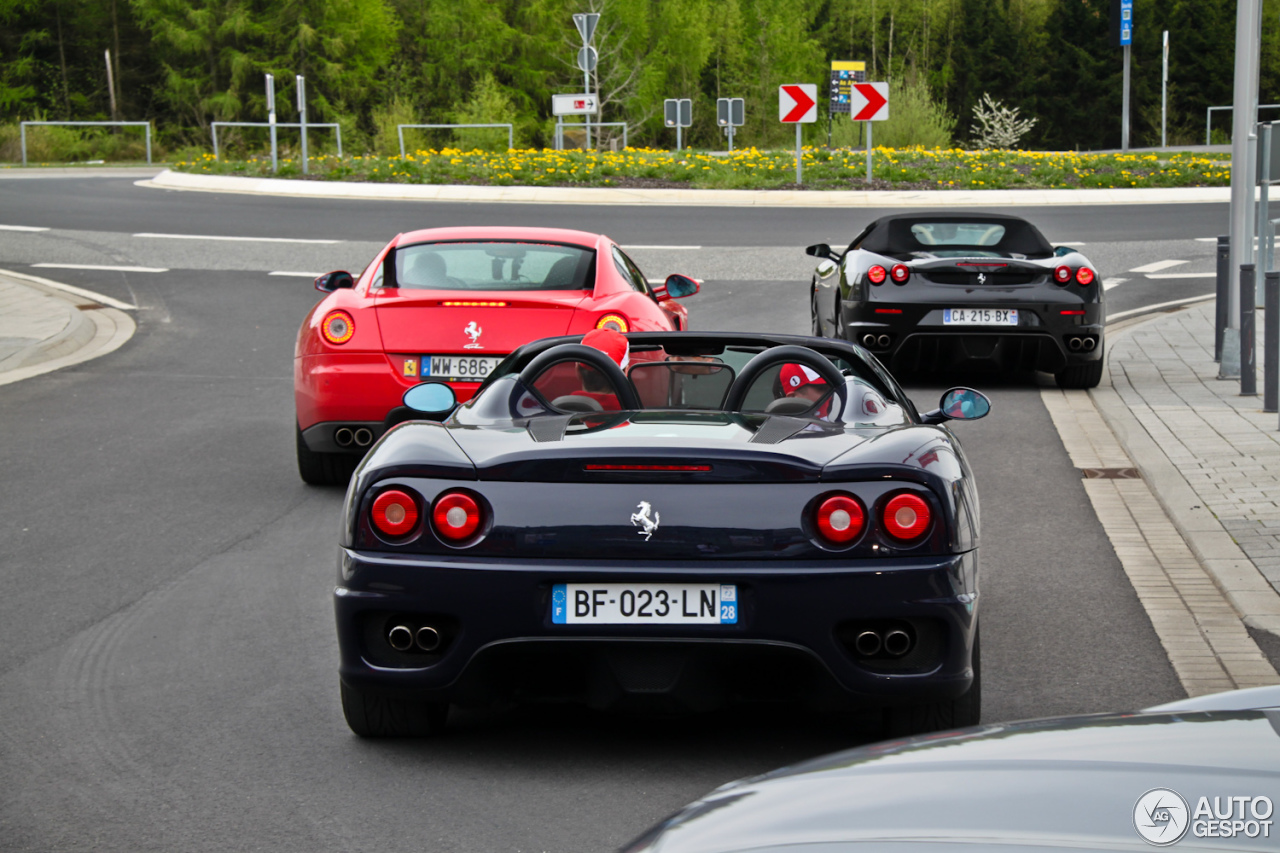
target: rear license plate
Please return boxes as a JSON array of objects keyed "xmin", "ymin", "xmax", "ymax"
[
  {"xmin": 943, "ymin": 308, "xmax": 1018, "ymax": 325},
  {"xmin": 421, "ymin": 355, "xmax": 502, "ymax": 382},
  {"xmin": 551, "ymin": 583, "xmax": 738, "ymax": 625}
]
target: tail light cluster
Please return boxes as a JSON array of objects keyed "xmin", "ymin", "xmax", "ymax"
[
  {"xmin": 1054, "ymin": 265, "xmax": 1096, "ymax": 287},
  {"xmin": 321, "ymin": 310, "xmax": 356, "ymax": 344},
  {"xmin": 812, "ymin": 490, "xmax": 933, "ymax": 548},
  {"xmin": 369, "ymin": 487, "xmax": 487, "ymax": 545},
  {"xmin": 866, "ymin": 265, "xmax": 888, "ymax": 285},
  {"xmin": 596, "ymin": 313, "xmax": 629, "ymax": 333},
  {"xmin": 867, "ymin": 264, "xmax": 912, "ymax": 286}
]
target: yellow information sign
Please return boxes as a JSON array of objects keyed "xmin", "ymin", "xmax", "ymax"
[{"xmin": 829, "ymin": 61, "xmax": 867, "ymax": 113}]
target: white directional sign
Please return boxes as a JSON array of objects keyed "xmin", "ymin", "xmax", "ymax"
[
  {"xmin": 848, "ymin": 82, "xmax": 890, "ymax": 121},
  {"xmin": 552, "ymin": 93, "xmax": 599, "ymax": 116},
  {"xmin": 779, "ymin": 84, "xmax": 818, "ymax": 123}
]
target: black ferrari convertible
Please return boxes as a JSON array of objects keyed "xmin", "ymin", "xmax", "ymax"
[
  {"xmin": 807, "ymin": 212, "xmax": 1104, "ymax": 388},
  {"xmin": 333, "ymin": 333, "xmax": 989, "ymax": 737}
]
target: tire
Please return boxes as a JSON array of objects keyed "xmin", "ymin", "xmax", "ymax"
[
  {"xmin": 340, "ymin": 680, "xmax": 448, "ymax": 738},
  {"xmin": 810, "ymin": 286, "xmax": 824, "ymax": 337},
  {"xmin": 296, "ymin": 423, "xmax": 357, "ymax": 486},
  {"xmin": 1055, "ymin": 355, "xmax": 1104, "ymax": 389},
  {"xmin": 883, "ymin": 628, "xmax": 981, "ymax": 738}
]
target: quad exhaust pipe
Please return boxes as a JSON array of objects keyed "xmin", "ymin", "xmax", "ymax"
[
  {"xmin": 334, "ymin": 426, "xmax": 375, "ymax": 448},
  {"xmin": 387, "ymin": 623, "xmax": 442, "ymax": 652},
  {"xmin": 1082, "ymin": 337, "xmax": 1096, "ymax": 352},
  {"xmin": 851, "ymin": 627, "xmax": 914, "ymax": 658},
  {"xmin": 387, "ymin": 625, "xmax": 414, "ymax": 651},
  {"xmin": 1067, "ymin": 336, "xmax": 1098, "ymax": 353},
  {"xmin": 862, "ymin": 334, "xmax": 877, "ymax": 347},
  {"xmin": 334, "ymin": 427, "xmax": 354, "ymax": 447},
  {"xmin": 860, "ymin": 334, "xmax": 893, "ymax": 350},
  {"xmin": 854, "ymin": 630, "xmax": 882, "ymax": 656},
  {"xmin": 353, "ymin": 427, "xmax": 374, "ymax": 447}
]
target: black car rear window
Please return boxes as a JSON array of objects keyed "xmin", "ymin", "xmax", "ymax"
[
  {"xmin": 860, "ymin": 217, "xmax": 1053, "ymax": 259},
  {"xmin": 394, "ymin": 241, "xmax": 594, "ymax": 291}
]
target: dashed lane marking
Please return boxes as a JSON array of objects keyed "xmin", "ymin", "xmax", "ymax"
[
  {"xmin": 0, "ymin": 224, "xmax": 50, "ymax": 232},
  {"xmin": 133, "ymin": 232, "xmax": 341, "ymax": 244},
  {"xmin": 1130, "ymin": 259, "xmax": 1189, "ymax": 274},
  {"xmin": 1104, "ymin": 277, "xmax": 1128, "ymax": 290},
  {"xmin": 32, "ymin": 263, "xmax": 167, "ymax": 274},
  {"xmin": 1146, "ymin": 272, "xmax": 1216, "ymax": 279},
  {"xmin": 268, "ymin": 271, "xmax": 323, "ymax": 277},
  {"xmin": 619, "ymin": 245, "xmax": 701, "ymax": 250}
]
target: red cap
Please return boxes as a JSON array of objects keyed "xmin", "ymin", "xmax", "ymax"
[
  {"xmin": 581, "ymin": 328, "xmax": 630, "ymax": 370},
  {"xmin": 780, "ymin": 363, "xmax": 827, "ymax": 392}
]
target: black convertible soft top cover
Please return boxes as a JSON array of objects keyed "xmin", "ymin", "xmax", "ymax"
[{"xmin": 856, "ymin": 212, "xmax": 1055, "ymax": 258}]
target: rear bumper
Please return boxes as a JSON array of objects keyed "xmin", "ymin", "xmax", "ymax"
[{"xmin": 334, "ymin": 550, "xmax": 979, "ymax": 710}]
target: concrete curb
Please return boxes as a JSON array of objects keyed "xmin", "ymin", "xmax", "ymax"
[
  {"xmin": 0, "ymin": 271, "xmax": 137, "ymax": 387},
  {"xmin": 1091, "ymin": 316, "xmax": 1280, "ymax": 640},
  {"xmin": 141, "ymin": 168, "xmax": 1233, "ymax": 208}
]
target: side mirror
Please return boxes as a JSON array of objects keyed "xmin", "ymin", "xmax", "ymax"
[
  {"xmin": 315, "ymin": 270, "xmax": 355, "ymax": 293},
  {"xmin": 402, "ymin": 381, "xmax": 457, "ymax": 415},
  {"xmin": 653, "ymin": 274, "xmax": 700, "ymax": 301},
  {"xmin": 921, "ymin": 387, "xmax": 991, "ymax": 424},
  {"xmin": 806, "ymin": 243, "xmax": 839, "ymax": 261}
]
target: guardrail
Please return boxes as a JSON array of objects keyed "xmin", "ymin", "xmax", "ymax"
[
  {"xmin": 211, "ymin": 121, "xmax": 343, "ymax": 160},
  {"xmin": 1206, "ymin": 104, "xmax": 1280, "ymax": 145},
  {"xmin": 20, "ymin": 121, "xmax": 152, "ymax": 166},
  {"xmin": 397, "ymin": 123, "xmax": 514, "ymax": 157},
  {"xmin": 554, "ymin": 121, "xmax": 629, "ymax": 151}
]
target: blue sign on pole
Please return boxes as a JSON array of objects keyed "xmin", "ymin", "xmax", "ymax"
[{"xmin": 1119, "ymin": 0, "xmax": 1133, "ymax": 46}]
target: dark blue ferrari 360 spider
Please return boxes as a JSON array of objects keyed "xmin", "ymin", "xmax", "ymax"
[{"xmin": 332, "ymin": 332, "xmax": 990, "ymax": 737}]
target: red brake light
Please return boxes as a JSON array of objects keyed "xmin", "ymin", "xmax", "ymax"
[
  {"xmin": 596, "ymin": 313, "xmax": 629, "ymax": 333},
  {"xmin": 584, "ymin": 464, "xmax": 711, "ymax": 471},
  {"xmin": 867, "ymin": 265, "xmax": 887, "ymax": 285},
  {"xmin": 372, "ymin": 489, "xmax": 419, "ymax": 537},
  {"xmin": 882, "ymin": 493, "xmax": 931, "ymax": 541},
  {"xmin": 1053, "ymin": 265, "xmax": 1072, "ymax": 285},
  {"xmin": 432, "ymin": 492, "xmax": 482, "ymax": 541},
  {"xmin": 321, "ymin": 310, "xmax": 355, "ymax": 344},
  {"xmin": 890, "ymin": 264, "xmax": 910, "ymax": 284},
  {"xmin": 815, "ymin": 494, "xmax": 865, "ymax": 544},
  {"xmin": 1075, "ymin": 267, "xmax": 1095, "ymax": 286}
]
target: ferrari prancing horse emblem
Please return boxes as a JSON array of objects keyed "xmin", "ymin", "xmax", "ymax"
[
  {"xmin": 463, "ymin": 321, "xmax": 483, "ymax": 349},
  {"xmin": 631, "ymin": 501, "xmax": 660, "ymax": 540},
  {"xmin": 977, "ymin": 273, "xmax": 987, "ymax": 284}
]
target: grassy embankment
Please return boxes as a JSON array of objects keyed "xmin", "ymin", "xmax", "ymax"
[{"xmin": 172, "ymin": 146, "xmax": 1231, "ymax": 190}]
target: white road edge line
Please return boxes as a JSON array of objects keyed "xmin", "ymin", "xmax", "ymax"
[
  {"xmin": 1129, "ymin": 259, "xmax": 1188, "ymax": 274},
  {"xmin": 0, "ymin": 224, "xmax": 51, "ymax": 232},
  {"xmin": 269, "ymin": 271, "xmax": 323, "ymax": 277},
  {"xmin": 133, "ymin": 232, "xmax": 341, "ymax": 245},
  {"xmin": 1108, "ymin": 293, "xmax": 1215, "ymax": 323},
  {"xmin": 620, "ymin": 245, "xmax": 702, "ymax": 250},
  {"xmin": 32, "ymin": 262, "xmax": 168, "ymax": 274},
  {"xmin": 0, "ymin": 268, "xmax": 138, "ymax": 310},
  {"xmin": 1146, "ymin": 272, "xmax": 1216, "ymax": 279}
]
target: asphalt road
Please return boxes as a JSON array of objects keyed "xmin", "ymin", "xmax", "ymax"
[{"xmin": 0, "ymin": 173, "xmax": 1205, "ymax": 852}]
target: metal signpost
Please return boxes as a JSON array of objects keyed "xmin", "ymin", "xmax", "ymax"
[
  {"xmin": 573, "ymin": 13, "xmax": 599, "ymax": 149},
  {"xmin": 1117, "ymin": 0, "xmax": 1132, "ymax": 151},
  {"xmin": 827, "ymin": 60, "xmax": 866, "ymax": 148},
  {"xmin": 296, "ymin": 75, "xmax": 308, "ymax": 174},
  {"xmin": 779, "ymin": 84, "xmax": 817, "ymax": 183},
  {"xmin": 664, "ymin": 99, "xmax": 692, "ymax": 151},
  {"xmin": 553, "ymin": 94, "xmax": 599, "ymax": 150},
  {"xmin": 716, "ymin": 98, "xmax": 744, "ymax": 150},
  {"xmin": 846, "ymin": 82, "xmax": 889, "ymax": 182},
  {"xmin": 1161, "ymin": 31, "xmax": 1169, "ymax": 149},
  {"xmin": 265, "ymin": 73, "xmax": 278, "ymax": 172}
]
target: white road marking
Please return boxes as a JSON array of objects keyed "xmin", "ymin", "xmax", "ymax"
[
  {"xmin": 1129, "ymin": 259, "xmax": 1188, "ymax": 273},
  {"xmin": 0, "ymin": 224, "xmax": 50, "ymax": 232},
  {"xmin": 1055, "ymin": 241, "xmax": 1087, "ymax": 246},
  {"xmin": 32, "ymin": 262, "xmax": 168, "ymax": 273},
  {"xmin": 620, "ymin": 245, "xmax": 701, "ymax": 250},
  {"xmin": 1195, "ymin": 237, "xmax": 1221, "ymax": 242},
  {"xmin": 1108, "ymin": 293, "xmax": 1215, "ymax": 323},
  {"xmin": 1146, "ymin": 271, "xmax": 1216, "ymax": 279},
  {"xmin": 1, "ymin": 267, "xmax": 138, "ymax": 310},
  {"xmin": 269, "ymin": 271, "xmax": 323, "ymax": 277},
  {"xmin": 133, "ymin": 232, "xmax": 340, "ymax": 244},
  {"xmin": 1103, "ymin": 277, "xmax": 1128, "ymax": 290}
]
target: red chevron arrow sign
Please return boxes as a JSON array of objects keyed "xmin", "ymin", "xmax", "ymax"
[
  {"xmin": 850, "ymin": 82, "xmax": 889, "ymax": 121},
  {"xmin": 778, "ymin": 84, "xmax": 817, "ymax": 123}
]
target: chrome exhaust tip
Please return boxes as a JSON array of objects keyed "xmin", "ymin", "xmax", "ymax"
[
  {"xmin": 853, "ymin": 630, "xmax": 882, "ymax": 657},
  {"xmin": 415, "ymin": 626, "xmax": 441, "ymax": 652},
  {"xmin": 353, "ymin": 427, "xmax": 374, "ymax": 447},
  {"xmin": 883, "ymin": 629, "xmax": 912, "ymax": 657},
  {"xmin": 876, "ymin": 334, "xmax": 891, "ymax": 348},
  {"xmin": 387, "ymin": 625, "xmax": 414, "ymax": 651},
  {"xmin": 1082, "ymin": 337, "xmax": 1096, "ymax": 352},
  {"xmin": 862, "ymin": 334, "xmax": 877, "ymax": 347},
  {"xmin": 1067, "ymin": 337, "xmax": 1083, "ymax": 351},
  {"xmin": 334, "ymin": 427, "xmax": 354, "ymax": 447}
]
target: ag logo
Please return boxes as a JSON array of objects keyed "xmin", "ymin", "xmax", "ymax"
[{"xmin": 1134, "ymin": 788, "xmax": 1190, "ymax": 846}]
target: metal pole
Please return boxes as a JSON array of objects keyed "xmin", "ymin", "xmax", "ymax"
[
  {"xmin": 865, "ymin": 121, "xmax": 873, "ymax": 183},
  {"xmin": 1259, "ymin": 124, "xmax": 1271, "ymax": 276},
  {"xmin": 1162, "ymin": 31, "xmax": 1169, "ymax": 149},
  {"xmin": 583, "ymin": 64, "xmax": 591, "ymax": 150},
  {"xmin": 266, "ymin": 73, "xmax": 278, "ymax": 173},
  {"xmin": 398, "ymin": 126, "xmax": 405, "ymax": 159},
  {"xmin": 335, "ymin": 125, "xmax": 343, "ymax": 158},
  {"xmin": 676, "ymin": 124, "xmax": 681, "ymax": 153},
  {"xmin": 297, "ymin": 76, "xmax": 307, "ymax": 174},
  {"xmin": 1243, "ymin": 264, "xmax": 1258, "ymax": 395},
  {"xmin": 20, "ymin": 122, "xmax": 26, "ymax": 166},
  {"xmin": 1122, "ymin": 44, "xmax": 1131, "ymax": 151},
  {"xmin": 507, "ymin": 124, "xmax": 513, "ymax": 150},
  {"xmin": 105, "ymin": 49, "xmax": 118, "ymax": 122},
  {"xmin": 212, "ymin": 124, "xmax": 220, "ymax": 161},
  {"xmin": 1266, "ymin": 271, "xmax": 1279, "ymax": 412},
  {"xmin": 1217, "ymin": 235, "xmax": 1231, "ymax": 361},
  {"xmin": 796, "ymin": 123, "xmax": 802, "ymax": 183},
  {"xmin": 145, "ymin": 123, "xmax": 152, "ymax": 164},
  {"xmin": 1230, "ymin": 0, "xmax": 1263, "ymax": 333}
]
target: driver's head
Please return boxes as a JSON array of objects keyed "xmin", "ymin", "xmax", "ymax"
[
  {"xmin": 406, "ymin": 251, "xmax": 447, "ymax": 286},
  {"xmin": 780, "ymin": 363, "xmax": 828, "ymax": 402},
  {"xmin": 580, "ymin": 328, "xmax": 630, "ymax": 370}
]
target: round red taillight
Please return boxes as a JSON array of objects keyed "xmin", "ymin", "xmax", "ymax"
[
  {"xmin": 432, "ymin": 492, "xmax": 482, "ymax": 541},
  {"xmin": 596, "ymin": 313, "xmax": 629, "ymax": 333},
  {"xmin": 372, "ymin": 489, "xmax": 419, "ymax": 537},
  {"xmin": 882, "ymin": 493, "xmax": 931, "ymax": 541},
  {"xmin": 867, "ymin": 265, "xmax": 887, "ymax": 285},
  {"xmin": 1053, "ymin": 265, "xmax": 1072, "ymax": 285},
  {"xmin": 815, "ymin": 495, "xmax": 865, "ymax": 544},
  {"xmin": 321, "ymin": 310, "xmax": 355, "ymax": 344},
  {"xmin": 890, "ymin": 264, "xmax": 910, "ymax": 284},
  {"xmin": 1075, "ymin": 267, "xmax": 1095, "ymax": 286}
]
